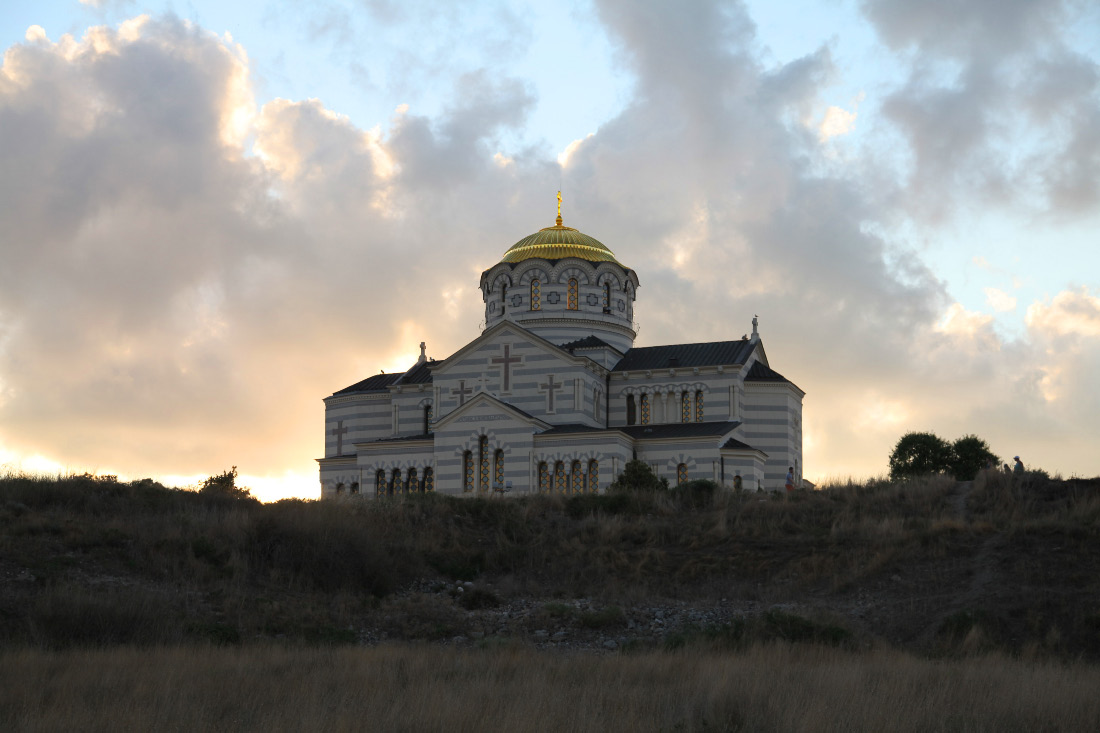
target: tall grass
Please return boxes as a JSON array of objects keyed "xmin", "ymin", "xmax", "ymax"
[{"xmin": 1, "ymin": 643, "xmax": 1098, "ymax": 732}]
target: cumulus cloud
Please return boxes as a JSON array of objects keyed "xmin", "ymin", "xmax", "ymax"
[
  {"xmin": 984, "ymin": 287, "xmax": 1018, "ymax": 312},
  {"xmin": 1, "ymin": 3, "xmax": 1098, "ymax": 494}
]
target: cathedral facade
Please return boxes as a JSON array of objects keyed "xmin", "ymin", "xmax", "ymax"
[{"xmin": 318, "ymin": 206, "xmax": 804, "ymax": 498}]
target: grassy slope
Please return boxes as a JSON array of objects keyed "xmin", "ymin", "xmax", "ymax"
[{"xmin": 1, "ymin": 470, "xmax": 1098, "ymax": 658}]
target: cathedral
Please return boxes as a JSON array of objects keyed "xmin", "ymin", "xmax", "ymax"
[{"xmin": 318, "ymin": 199, "xmax": 804, "ymax": 498}]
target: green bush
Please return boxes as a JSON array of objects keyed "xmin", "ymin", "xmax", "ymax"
[{"xmin": 889, "ymin": 432, "xmax": 954, "ymax": 480}]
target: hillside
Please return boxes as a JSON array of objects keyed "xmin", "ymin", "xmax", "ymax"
[{"xmin": 1, "ymin": 470, "xmax": 1098, "ymax": 658}]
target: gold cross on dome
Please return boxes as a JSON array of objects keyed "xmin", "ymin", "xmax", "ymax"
[{"xmin": 556, "ymin": 190, "xmax": 563, "ymax": 226}]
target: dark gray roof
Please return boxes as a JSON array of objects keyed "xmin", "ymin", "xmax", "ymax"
[
  {"xmin": 559, "ymin": 335, "xmax": 617, "ymax": 352},
  {"xmin": 721, "ymin": 437, "xmax": 758, "ymax": 451},
  {"xmin": 364, "ymin": 433, "xmax": 434, "ymax": 444},
  {"xmin": 744, "ymin": 361, "xmax": 789, "ymax": 382},
  {"xmin": 539, "ymin": 420, "xmax": 742, "ymax": 441},
  {"xmin": 333, "ymin": 359, "xmax": 436, "ymax": 396},
  {"xmin": 613, "ymin": 339, "xmax": 756, "ymax": 371},
  {"xmin": 333, "ymin": 372, "xmax": 402, "ymax": 395},
  {"xmin": 394, "ymin": 359, "xmax": 435, "ymax": 385}
]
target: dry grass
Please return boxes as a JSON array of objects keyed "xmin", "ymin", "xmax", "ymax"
[{"xmin": 1, "ymin": 643, "xmax": 1098, "ymax": 732}]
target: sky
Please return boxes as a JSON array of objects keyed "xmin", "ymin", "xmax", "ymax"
[{"xmin": 1, "ymin": 0, "xmax": 1098, "ymax": 501}]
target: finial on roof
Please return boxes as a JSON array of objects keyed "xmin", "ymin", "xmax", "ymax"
[
  {"xmin": 556, "ymin": 190, "xmax": 563, "ymax": 227},
  {"xmin": 418, "ymin": 341, "xmax": 427, "ymax": 364},
  {"xmin": 751, "ymin": 314, "xmax": 759, "ymax": 340}
]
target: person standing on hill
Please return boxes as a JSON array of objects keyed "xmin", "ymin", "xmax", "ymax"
[
  {"xmin": 785, "ymin": 467, "xmax": 795, "ymax": 493},
  {"xmin": 1013, "ymin": 456, "xmax": 1025, "ymax": 476}
]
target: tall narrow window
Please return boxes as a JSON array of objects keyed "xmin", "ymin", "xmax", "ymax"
[
  {"xmin": 530, "ymin": 280, "xmax": 541, "ymax": 311},
  {"xmin": 391, "ymin": 468, "xmax": 401, "ymax": 495},
  {"xmin": 640, "ymin": 394, "xmax": 650, "ymax": 425},
  {"xmin": 567, "ymin": 279, "xmax": 579, "ymax": 310},
  {"xmin": 501, "ymin": 284, "xmax": 507, "ymax": 315},
  {"xmin": 554, "ymin": 461, "xmax": 566, "ymax": 494},
  {"xmin": 494, "ymin": 450, "xmax": 504, "ymax": 490},
  {"xmin": 593, "ymin": 387, "xmax": 600, "ymax": 420},
  {"xmin": 478, "ymin": 435, "xmax": 490, "ymax": 493},
  {"xmin": 350, "ymin": 482, "xmax": 359, "ymax": 495},
  {"xmin": 423, "ymin": 404, "xmax": 432, "ymax": 434},
  {"xmin": 407, "ymin": 467, "xmax": 417, "ymax": 493},
  {"xmin": 602, "ymin": 282, "xmax": 611, "ymax": 311},
  {"xmin": 627, "ymin": 394, "xmax": 637, "ymax": 425},
  {"xmin": 588, "ymin": 459, "xmax": 599, "ymax": 493},
  {"xmin": 571, "ymin": 460, "xmax": 583, "ymax": 494},
  {"xmin": 424, "ymin": 467, "xmax": 434, "ymax": 493},
  {"xmin": 677, "ymin": 463, "xmax": 689, "ymax": 485},
  {"xmin": 681, "ymin": 392, "xmax": 690, "ymax": 423},
  {"xmin": 695, "ymin": 391, "xmax": 704, "ymax": 422},
  {"xmin": 375, "ymin": 469, "xmax": 386, "ymax": 497},
  {"xmin": 538, "ymin": 462, "xmax": 550, "ymax": 492},
  {"xmin": 463, "ymin": 451, "xmax": 474, "ymax": 493}
]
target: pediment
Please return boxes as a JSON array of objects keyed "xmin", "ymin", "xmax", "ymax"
[
  {"xmin": 432, "ymin": 391, "xmax": 551, "ymax": 432},
  {"xmin": 429, "ymin": 320, "xmax": 591, "ymax": 376}
]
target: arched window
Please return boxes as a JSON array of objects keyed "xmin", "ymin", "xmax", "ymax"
[
  {"xmin": 626, "ymin": 394, "xmax": 637, "ymax": 425},
  {"xmin": 350, "ymin": 482, "xmax": 359, "ymax": 495},
  {"xmin": 593, "ymin": 387, "xmax": 601, "ymax": 421},
  {"xmin": 463, "ymin": 451, "xmax": 474, "ymax": 493},
  {"xmin": 501, "ymin": 283, "xmax": 507, "ymax": 315},
  {"xmin": 602, "ymin": 282, "xmax": 611, "ymax": 311},
  {"xmin": 530, "ymin": 280, "xmax": 541, "ymax": 311},
  {"xmin": 391, "ymin": 468, "xmax": 401, "ymax": 495},
  {"xmin": 695, "ymin": 390, "xmax": 704, "ymax": 422},
  {"xmin": 494, "ymin": 449, "xmax": 504, "ymax": 490},
  {"xmin": 571, "ymin": 460, "xmax": 583, "ymax": 494},
  {"xmin": 407, "ymin": 467, "xmax": 417, "ymax": 493},
  {"xmin": 567, "ymin": 279, "xmax": 579, "ymax": 310},
  {"xmin": 677, "ymin": 463, "xmax": 689, "ymax": 485},
  {"xmin": 423, "ymin": 404, "xmax": 432, "ymax": 434},
  {"xmin": 478, "ymin": 435, "xmax": 490, "ymax": 493},
  {"xmin": 538, "ymin": 462, "xmax": 550, "ymax": 492},
  {"xmin": 424, "ymin": 467, "xmax": 434, "ymax": 493},
  {"xmin": 640, "ymin": 394, "xmax": 650, "ymax": 425},
  {"xmin": 681, "ymin": 392, "xmax": 690, "ymax": 423},
  {"xmin": 335, "ymin": 482, "xmax": 345, "ymax": 495},
  {"xmin": 588, "ymin": 459, "xmax": 599, "ymax": 493},
  {"xmin": 375, "ymin": 469, "xmax": 386, "ymax": 497},
  {"xmin": 554, "ymin": 461, "xmax": 566, "ymax": 494}
]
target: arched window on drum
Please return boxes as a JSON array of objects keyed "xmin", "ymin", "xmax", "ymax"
[
  {"xmin": 567, "ymin": 279, "xmax": 579, "ymax": 310},
  {"xmin": 530, "ymin": 280, "xmax": 541, "ymax": 311}
]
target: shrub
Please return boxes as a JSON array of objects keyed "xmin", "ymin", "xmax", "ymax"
[
  {"xmin": 672, "ymin": 479, "xmax": 718, "ymax": 509},
  {"xmin": 609, "ymin": 460, "xmax": 668, "ymax": 493}
]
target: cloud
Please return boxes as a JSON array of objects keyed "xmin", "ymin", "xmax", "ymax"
[
  {"xmin": 819, "ymin": 92, "xmax": 864, "ymax": 141},
  {"xmin": 1, "ymin": 4, "xmax": 1097, "ymax": 496},
  {"xmin": 863, "ymin": 0, "xmax": 1100, "ymax": 221},
  {"xmin": 984, "ymin": 287, "xmax": 1017, "ymax": 312}
]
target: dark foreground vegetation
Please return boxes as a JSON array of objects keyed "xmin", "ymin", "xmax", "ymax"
[
  {"xmin": 3, "ymin": 466, "xmax": 1099, "ymax": 728},
  {"xmin": 1, "ymin": 466, "xmax": 1098, "ymax": 660}
]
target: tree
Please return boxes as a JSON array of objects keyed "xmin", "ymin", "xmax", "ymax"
[
  {"xmin": 199, "ymin": 466, "xmax": 253, "ymax": 500},
  {"xmin": 950, "ymin": 435, "xmax": 999, "ymax": 481},
  {"xmin": 888, "ymin": 432, "xmax": 954, "ymax": 480}
]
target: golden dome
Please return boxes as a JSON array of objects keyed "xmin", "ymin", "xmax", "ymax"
[{"xmin": 501, "ymin": 221, "xmax": 622, "ymax": 265}]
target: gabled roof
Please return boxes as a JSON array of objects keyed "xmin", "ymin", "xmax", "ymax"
[
  {"xmin": 332, "ymin": 372, "xmax": 402, "ymax": 396},
  {"xmin": 394, "ymin": 359, "xmax": 435, "ymax": 385},
  {"xmin": 744, "ymin": 361, "xmax": 789, "ymax": 382},
  {"xmin": 613, "ymin": 339, "xmax": 757, "ymax": 371},
  {"xmin": 429, "ymin": 320, "xmax": 598, "ymax": 376},
  {"xmin": 721, "ymin": 436, "xmax": 759, "ymax": 451},
  {"xmin": 538, "ymin": 420, "xmax": 743, "ymax": 441},
  {"xmin": 559, "ymin": 335, "xmax": 618, "ymax": 352}
]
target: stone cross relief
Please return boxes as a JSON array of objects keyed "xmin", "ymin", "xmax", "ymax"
[
  {"xmin": 490, "ymin": 344, "xmax": 522, "ymax": 392},
  {"xmin": 540, "ymin": 374, "xmax": 564, "ymax": 413},
  {"xmin": 451, "ymin": 380, "xmax": 473, "ymax": 406},
  {"xmin": 331, "ymin": 420, "xmax": 349, "ymax": 455}
]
